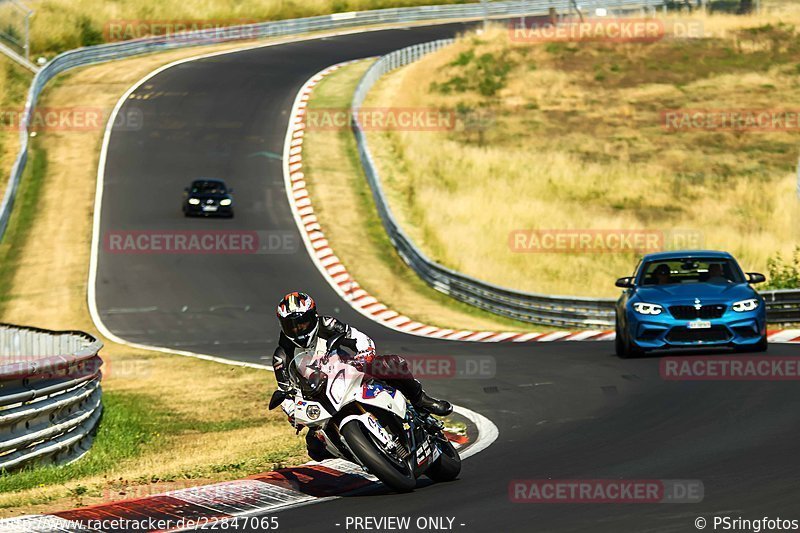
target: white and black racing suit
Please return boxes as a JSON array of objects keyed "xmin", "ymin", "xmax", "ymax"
[{"xmin": 272, "ymin": 316, "xmax": 425, "ymax": 460}]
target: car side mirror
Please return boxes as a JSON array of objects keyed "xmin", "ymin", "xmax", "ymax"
[
  {"xmin": 747, "ymin": 272, "xmax": 766, "ymax": 284},
  {"xmin": 615, "ymin": 277, "xmax": 634, "ymax": 288},
  {"xmin": 268, "ymin": 389, "xmax": 287, "ymax": 410}
]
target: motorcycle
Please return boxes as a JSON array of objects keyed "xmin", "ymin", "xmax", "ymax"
[{"xmin": 268, "ymin": 333, "xmax": 461, "ymax": 492}]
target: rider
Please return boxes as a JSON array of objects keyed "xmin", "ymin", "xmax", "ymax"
[{"xmin": 272, "ymin": 292, "xmax": 453, "ymax": 460}]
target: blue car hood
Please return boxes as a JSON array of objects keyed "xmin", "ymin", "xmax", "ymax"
[{"xmin": 634, "ymin": 283, "xmax": 757, "ymax": 304}]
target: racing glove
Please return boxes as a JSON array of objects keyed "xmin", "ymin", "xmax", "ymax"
[{"xmin": 281, "ymin": 398, "xmax": 303, "ymax": 430}]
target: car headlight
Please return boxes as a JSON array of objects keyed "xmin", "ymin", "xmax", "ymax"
[
  {"xmin": 732, "ymin": 298, "xmax": 759, "ymax": 312},
  {"xmin": 188, "ymin": 198, "xmax": 200, "ymax": 205},
  {"xmin": 219, "ymin": 199, "xmax": 232, "ymax": 206},
  {"xmin": 330, "ymin": 370, "xmax": 347, "ymax": 403},
  {"xmin": 632, "ymin": 302, "xmax": 663, "ymax": 315}
]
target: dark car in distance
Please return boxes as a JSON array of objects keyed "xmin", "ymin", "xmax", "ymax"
[{"xmin": 183, "ymin": 179, "xmax": 234, "ymax": 217}]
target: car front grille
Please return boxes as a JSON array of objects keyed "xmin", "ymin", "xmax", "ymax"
[
  {"xmin": 669, "ymin": 305, "xmax": 726, "ymax": 320},
  {"xmin": 666, "ymin": 325, "xmax": 731, "ymax": 344}
]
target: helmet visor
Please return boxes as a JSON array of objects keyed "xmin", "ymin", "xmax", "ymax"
[{"xmin": 279, "ymin": 313, "xmax": 316, "ymax": 339}]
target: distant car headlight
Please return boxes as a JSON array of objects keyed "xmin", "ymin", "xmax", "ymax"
[
  {"xmin": 219, "ymin": 199, "xmax": 232, "ymax": 206},
  {"xmin": 188, "ymin": 198, "xmax": 200, "ymax": 205},
  {"xmin": 732, "ymin": 298, "xmax": 759, "ymax": 312},
  {"xmin": 632, "ymin": 302, "xmax": 663, "ymax": 315}
]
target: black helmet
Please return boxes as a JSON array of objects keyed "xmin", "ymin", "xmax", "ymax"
[{"xmin": 277, "ymin": 292, "xmax": 319, "ymax": 348}]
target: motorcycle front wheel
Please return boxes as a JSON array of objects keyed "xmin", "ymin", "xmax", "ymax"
[
  {"xmin": 425, "ymin": 437, "xmax": 461, "ymax": 482},
  {"xmin": 341, "ymin": 421, "xmax": 416, "ymax": 493}
]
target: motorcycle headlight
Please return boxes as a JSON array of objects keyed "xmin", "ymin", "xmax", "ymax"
[
  {"xmin": 188, "ymin": 198, "xmax": 200, "ymax": 205},
  {"xmin": 330, "ymin": 370, "xmax": 347, "ymax": 403},
  {"xmin": 632, "ymin": 302, "xmax": 663, "ymax": 315},
  {"xmin": 732, "ymin": 298, "xmax": 759, "ymax": 312},
  {"xmin": 219, "ymin": 199, "xmax": 232, "ymax": 206}
]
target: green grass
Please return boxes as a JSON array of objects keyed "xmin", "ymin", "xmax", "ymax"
[
  {"xmin": 0, "ymin": 144, "xmax": 46, "ymax": 315},
  {"xmin": 0, "ymin": 391, "xmax": 162, "ymax": 496},
  {"xmin": 0, "ymin": 386, "xmax": 304, "ymax": 509}
]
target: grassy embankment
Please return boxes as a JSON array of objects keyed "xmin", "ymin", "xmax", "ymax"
[
  {"xmin": 0, "ymin": 11, "xmax": 487, "ymax": 512},
  {"xmin": 25, "ymin": 0, "xmax": 468, "ymax": 58},
  {"xmin": 302, "ymin": 60, "xmax": 544, "ymax": 332},
  {"xmin": 0, "ymin": 57, "xmax": 32, "ymax": 194},
  {"xmin": 0, "ymin": 43, "xmax": 322, "ymax": 518},
  {"xmin": 0, "ymin": 0, "xmax": 468, "ymax": 186},
  {"xmin": 364, "ymin": 4, "xmax": 800, "ymax": 297}
]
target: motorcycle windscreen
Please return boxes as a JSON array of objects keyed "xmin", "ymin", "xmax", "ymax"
[{"xmin": 289, "ymin": 349, "xmax": 328, "ymax": 397}]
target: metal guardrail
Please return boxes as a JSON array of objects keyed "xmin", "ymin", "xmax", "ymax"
[
  {"xmin": 0, "ymin": 324, "xmax": 103, "ymax": 472},
  {"xmin": 0, "ymin": 0, "xmax": 617, "ymax": 242},
  {"xmin": 351, "ymin": 34, "xmax": 800, "ymax": 328},
  {"xmin": 1, "ymin": 0, "xmax": 795, "ymax": 330},
  {"xmin": 351, "ymin": 38, "xmax": 619, "ymax": 328},
  {"xmin": 761, "ymin": 291, "xmax": 800, "ymax": 325}
]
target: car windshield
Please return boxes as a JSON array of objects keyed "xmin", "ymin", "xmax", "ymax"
[
  {"xmin": 191, "ymin": 181, "xmax": 226, "ymax": 194},
  {"xmin": 639, "ymin": 258, "xmax": 744, "ymax": 286}
]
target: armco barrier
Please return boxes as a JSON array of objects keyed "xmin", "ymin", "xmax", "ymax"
[
  {"xmin": 351, "ymin": 39, "xmax": 800, "ymax": 328},
  {"xmin": 0, "ymin": 324, "xmax": 103, "ymax": 472},
  {"xmin": 0, "ymin": 0, "xmax": 665, "ymax": 243}
]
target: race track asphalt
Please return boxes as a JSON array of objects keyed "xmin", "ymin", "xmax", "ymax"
[{"xmin": 95, "ymin": 21, "xmax": 800, "ymax": 532}]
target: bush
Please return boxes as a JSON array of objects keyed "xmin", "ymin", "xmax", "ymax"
[
  {"xmin": 77, "ymin": 16, "xmax": 104, "ymax": 47},
  {"xmin": 430, "ymin": 48, "xmax": 514, "ymax": 97},
  {"xmin": 764, "ymin": 247, "xmax": 800, "ymax": 289}
]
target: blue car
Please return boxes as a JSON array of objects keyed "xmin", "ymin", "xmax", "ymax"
[{"xmin": 614, "ymin": 250, "xmax": 767, "ymax": 358}]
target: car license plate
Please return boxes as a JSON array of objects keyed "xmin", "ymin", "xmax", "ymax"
[
  {"xmin": 202, "ymin": 205, "xmax": 218, "ymax": 212},
  {"xmin": 687, "ymin": 321, "xmax": 711, "ymax": 329}
]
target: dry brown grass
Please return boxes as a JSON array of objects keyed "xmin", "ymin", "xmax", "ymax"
[
  {"xmin": 25, "ymin": 0, "xmax": 467, "ymax": 56},
  {"xmin": 303, "ymin": 60, "xmax": 541, "ymax": 331},
  {"xmin": 0, "ymin": 57, "xmax": 32, "ymax": 196},
  {"xmin": 365, "ymin": 3, "xmax": 800, "ymax": 298},
  {"xmin": 0, "ymin": 40, "xmax": 326, "ymax": 517}
]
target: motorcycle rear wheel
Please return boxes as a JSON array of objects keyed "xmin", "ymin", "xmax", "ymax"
[{"xmin": 341, "ymin": 421, "xmax": 416, "ymax": 493}]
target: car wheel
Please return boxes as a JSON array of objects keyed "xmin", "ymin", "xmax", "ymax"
[
  {"xmin": 755, "ymin": 334, "xmax": 769, "ymax": 353},
  {"xmin": 737, "ymin": 335, "xmax": 768, "ymax": 353},
  {"xmin": 619, "ymin": 326, "xmax": 644, "ymax": 359},
  {"xmin": 614, "ymin": 319, "xmax": 628, "ymax": 358}
]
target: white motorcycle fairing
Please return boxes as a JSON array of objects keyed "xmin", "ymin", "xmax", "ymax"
[{"xmin": 277, "ymin": 335, "xmax": 462, "ymax": 491}]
